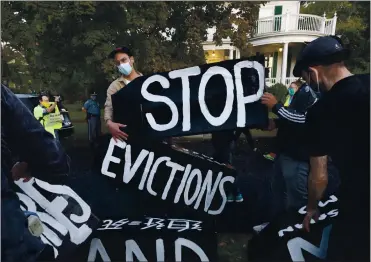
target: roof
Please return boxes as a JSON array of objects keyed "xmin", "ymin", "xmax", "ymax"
[{"xmin": 15, "ymin": 94, "xmax": 38, "ymax": 99}]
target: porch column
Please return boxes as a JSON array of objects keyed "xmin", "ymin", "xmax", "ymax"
[
  {"xmin": 236, "ymin": 48, "xmax": 241, "ymax": 59},
  {"xmin": 229, "ymin": 48, "xmax": 234, "ymax": 60},
  {"xmin": 281, "ymin": 42, "xmax": 289, "ymax": 85}
]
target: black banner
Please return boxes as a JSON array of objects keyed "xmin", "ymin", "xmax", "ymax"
[
  {"xmin": 74, "ymin": 216, "xmax": 217, "ymax": 262},
  {"xmin": 96, "ymin": 135, "xmax": 236, "ymax": 219},
  {"xmin": 112, "ymin": 59, "xmax": 268, "ymax": 138},
  {"xmin": 13, "ymin": 178, "xmax": 100, "ymax": 260},
  {"xmin": 248, "ymin": 195, "xmax": 340, "ymax": 261}
]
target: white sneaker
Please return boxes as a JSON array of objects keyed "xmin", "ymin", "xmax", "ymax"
[{"xmin": 252, "ymin": 222, "xmax": 269, "ymax": 234}]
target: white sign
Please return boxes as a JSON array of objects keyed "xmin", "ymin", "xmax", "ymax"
[
  {"xmin": 141, "ymin": 61, "xmax": 265, "ymax": 132},
  {"xmin": 101, "ymin": 138, "xmax": 235, "ymax": 215}
]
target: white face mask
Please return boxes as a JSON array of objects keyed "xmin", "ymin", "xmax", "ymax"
[{"xmin": 117, "ymin": 62, "xmax": 132, "ymax": 76}]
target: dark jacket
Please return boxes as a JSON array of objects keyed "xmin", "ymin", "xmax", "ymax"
[
  {"xmin": 1, "ymin": 84, "xmax": 71, "ymax": 262},
  {"xmin": 272, "ymin": 83, "xmax": 318, "ymax": 161}
]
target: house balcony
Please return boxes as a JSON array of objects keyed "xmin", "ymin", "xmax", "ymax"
[{"xmin": 250, "ymin": 12, "xmax": 337, "ymax": 46}]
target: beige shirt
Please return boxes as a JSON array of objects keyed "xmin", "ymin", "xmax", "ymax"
[{"xmin": 104, "ymin": 73, "xmax": 141, "ymax": 123}]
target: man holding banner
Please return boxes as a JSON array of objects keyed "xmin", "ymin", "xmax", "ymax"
[{"xmin": 104, "ymin": 46, "xmax": 142, "ymax": 142}]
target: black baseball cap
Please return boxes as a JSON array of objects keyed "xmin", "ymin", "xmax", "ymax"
[
  {"xmin": 108, "ymin": 46, "xmax": 133, "ymax": 59},
  {"xmin": 293, "ymin": 36, "xmax": 350, "ymax": 77}
]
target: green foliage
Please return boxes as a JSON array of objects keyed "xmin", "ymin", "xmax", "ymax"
[
  {"xmin": 1, "ymin": 1, "xmax": 265, "ymax": 101},
  {"xmin": 300, "ymin": 1, "xmax": 370, "ymax": 73},
  {"xmin": 268, "ymin": 83, "xmax": 288, "ymax": 104}
]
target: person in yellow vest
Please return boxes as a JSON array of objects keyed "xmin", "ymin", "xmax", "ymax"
[
  {"xmin": 33, "ymin": 94, "xmax": 63, "ymax": 140},
  {"xmin": 263, "ymin": 81, "xmax": 300, "ymax": 161}
]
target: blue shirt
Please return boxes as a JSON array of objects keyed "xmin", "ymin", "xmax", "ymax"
[{"xmin": 84, "ymin": 99, "xmax": 100, "ymax": 116}]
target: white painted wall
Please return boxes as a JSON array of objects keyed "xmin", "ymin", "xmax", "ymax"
[{"xmin": 259, "ymin": 1, "xmax": 300, "ymax": 18}]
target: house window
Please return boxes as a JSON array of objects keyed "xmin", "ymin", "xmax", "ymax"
[{"xmin": 274, "ymin": 6, "xmax": 283, "ymax": 32}]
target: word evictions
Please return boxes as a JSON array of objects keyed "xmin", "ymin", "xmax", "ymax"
[
  {"xmin": 87, "ymin": 237, "xmax": 209, "ymax": 262},
  {"xmin": 102, "ymin": 138, "xmax": 235, "ymax": 215},
  {"xmin": 278, "ymin": 195, "xmax": 339, "ymax": 237},
  {"xmin": 141, "ymin": 61, "xmax": 264, "ymax": 132},
  {"xmin": 15, "ymin": 178, "xmax": 94, "ymax": 258},
  {"xmin": 98, "ymin": 217, "xmax": 202, "ymax": 232}
]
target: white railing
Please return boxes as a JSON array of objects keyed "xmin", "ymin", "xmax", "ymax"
[
  {"xmin": 254, "ymin": 13, "xmax": 337, "ymax": 37},
  {"xmin": 266, "ymin": 77, "xmax": 298, "ymax": 87}
]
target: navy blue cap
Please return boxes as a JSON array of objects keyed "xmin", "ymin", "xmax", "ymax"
[
  {"xmin": 293, "ymin": 36, "xmax": 350, "ymax": 77},
  {"xmin": 108, "ymin": 46, "xmax": 133, "ymax": 59}
]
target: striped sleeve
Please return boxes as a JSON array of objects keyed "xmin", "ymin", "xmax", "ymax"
[{"xmin": 272, "ymin": 103, "xmax": 307, "ymax": 124}]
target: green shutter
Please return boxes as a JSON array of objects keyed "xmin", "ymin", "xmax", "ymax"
[
  {"xmin": 274, "ymin": 6, "xmax": 283, "ymax": 31},
  {"xmin": 272, "ymin": 52, "xmax": 278, "ymax": 78}
]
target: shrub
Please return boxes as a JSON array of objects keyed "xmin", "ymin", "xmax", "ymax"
[{"xmin": 267, "ymin": 83, "xmax": 288, "ymax": 104}]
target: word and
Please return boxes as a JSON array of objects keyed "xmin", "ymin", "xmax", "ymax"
[
  {"xmin": 97, "ymin": 217, "xmax": 202, "ymax": 232},
  {"xmin": 278, "ymin": 195, "xmax": 339, "ymax": 237},
  {"xmin": 15, "ymin": 178, "xmax": 95, "ymax": 258},
  {"xmin": 141, "ymin": 61, "xmax": 264, "ymax": 132},
  {"xmin": 287, "ymin": 225, "xmax": 332, "ymax": 261},
  {"xmin": 87, "ymin": 237, "xmax": 209, "ymax": 262},
  {"xmin": 101, "ymin": 138, "xmax": 235, "ymax": 215}
]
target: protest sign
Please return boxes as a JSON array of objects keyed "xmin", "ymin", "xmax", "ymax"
[
  {"xmin": 248, "ymin": 195, "xmax": 340, "ymax": 261},
  {"xmin": 74, "ymin": 216, "xmax": 217, "ymax": 262},
  {"xmin": 97, "ymin": 135, "xmax": 236, "ymax": 218},
  {"xmin": 14, "ymin": 178, "xmax": 100, "ymax": 259},
  {"xmin": 111, "ymin": 59, "xmax": 268, "ymax": 138}
]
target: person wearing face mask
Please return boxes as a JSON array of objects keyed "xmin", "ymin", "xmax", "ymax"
[
  {"xmin": 261, "ymin": 79, "xmax": 318, "ymax": 218},
  {"xmin": 293, "ymin": 35, "xmax": 370, "ymax": 261},
  {"xmin": 105, "ymin": 47, "xmax": 142, "ymax": 142},
  {"xmin": 263, "ymin": 82, "xmax": 300, "ymax": 161},
  {"xmin": 82, "ymin": 92, "xmax": 101, "ymax": 148},
  {"xmin": 33, "ymin": 93, "xmax": 63, "ymax": 140}
]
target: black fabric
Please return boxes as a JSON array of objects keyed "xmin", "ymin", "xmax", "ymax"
[
  {"xmin": 249, "ymin": 194, "xmax": 340, "ymax": 261},
  {"xmin": 273, "ymin": 84, "xmax": 318, "ymax": 161},
  {"xmin": 305, "ymin": 74, "xmax": 370, "ymax": 260},
  {"xmin": 111, "ymin": 59, "xmax": 268, "ymax": 138}
]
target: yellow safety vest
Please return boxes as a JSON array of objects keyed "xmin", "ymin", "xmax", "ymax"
[{"xmin": 33, "ymin": 103, "xmax": 63, "ymax": 137}]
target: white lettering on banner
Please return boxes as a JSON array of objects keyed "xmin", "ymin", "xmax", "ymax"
[
  {"xmin": 234, "ymin": 61, "xmax": 264, "ymax": 127},
  {"xmin": 101, "ymin": 138, "xmax": 235, "ymax": 215},
  {"xmin": 168, "ymin": 66, "xmax": 201, "ymax": 131},
  {"xmin": 15, "ymin": 178, "xmax": 93, "ymax": 245},
  {"xmin": 88, "ymin": 238, "xmax": 112, "ymax": 262},
  {"xmin": 97, "ymin": 217, "xmax": 203, "ymax": 232},
  {"xmin": 287, "ymin": 225, "xmax": 332, "ymax": 261},
  {"xmin": 87, "ymin": 237, "xmax": 209, "ymax": 262},
  {"xmin": 140, "ymin": 60, "xmax": 264, "ymax": 132},
  {"xmin": 199, "ymin": 66, "xmax": 234, "ymax": 127},
  {"xmin": 141, "ymin": 75, "xmax": 179, "ymax": 131},
  {"xmin": 278, "ymin": 195, "xmax": 339, "ymax": 237}
]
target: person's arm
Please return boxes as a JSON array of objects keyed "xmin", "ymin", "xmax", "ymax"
[
  {"xmin": 46, "ymin": 101, "xmax": 58, "ymax": 113},
  {"xmin": 272, "ymin": 103, "xmax": 307, "ymax": 124},
  {"xmin": 308, "ymin": 155, "xmax": 328, "ymax": 210},
  {"xmin": 82, "ymin": 101, "xmax": 89, "ymax": 112},
  {"xmin": 104, "ymin": 84, "xmax": 116, "ymax": 125},
  {"xmin": 303, "ymin": 107, "xmax": 329, "ymax": 231},
  {"xmin": 1, "ymin": 85, "xmax": 70, "ymax": 179},
  {"xmin": 272, "ymin": 86, "xmax": 318, "ymax": 124}
]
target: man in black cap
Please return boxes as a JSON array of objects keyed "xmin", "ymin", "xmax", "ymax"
[
  {"xmin": 294, "ymin": 35, "xmax": 370, "ymax": 261},
  {"xmin": 104, "ymin": 47, "xmax": 142, "ymax": 142},
  {"xmin": 83, "ymin": 92, "xmax": 101, "ymax": 147}
]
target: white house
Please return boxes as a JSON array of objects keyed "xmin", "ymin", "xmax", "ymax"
[{"xmin": 203, "ymin": 1, "xmax": 338, "ymax": 87}]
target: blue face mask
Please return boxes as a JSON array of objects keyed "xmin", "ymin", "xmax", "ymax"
[
  {"xmin": 288, "ymin": 87, "xmax": 295, "ymax": 96},
  {"xmin": 117, "ymin": 62, "xmax": 133, "ymax": 76}
]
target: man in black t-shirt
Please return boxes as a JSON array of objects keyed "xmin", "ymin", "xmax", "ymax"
[{"xmin": 293, "ymin": 35, "xmax": 370, "ymax": 261}]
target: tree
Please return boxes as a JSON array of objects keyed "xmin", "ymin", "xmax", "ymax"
[
  {"xmin": 1, "ymin": 1, "xmax": 265, "ymax": 101},
  {"xmin": 300, "ymin": 1, "xmax": 370, "ymax": 73}
]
